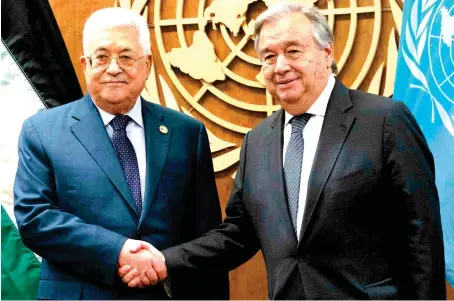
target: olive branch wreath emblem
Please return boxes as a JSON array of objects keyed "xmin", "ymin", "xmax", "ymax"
[{"xmin": 401, "ymin": 0, "xmax": 454, "ymax": 136}]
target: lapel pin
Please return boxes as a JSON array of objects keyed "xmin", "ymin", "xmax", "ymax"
[{"xmin": 159, "ymin": 125, "xmax": 168, "ymax": 134}]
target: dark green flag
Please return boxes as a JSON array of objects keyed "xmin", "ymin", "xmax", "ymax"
[
  {"xmin": 1, "ymin": 206, "xmax": 41, "ymax": 300},
  {"xmin": 1, "ymin": 0, "xmax": 83, "ymax": 299}
]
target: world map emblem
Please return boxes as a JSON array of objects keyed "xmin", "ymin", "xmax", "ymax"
[{"xmin": 115, "ymin": 0, "xmax": 404, "ymax": 173}]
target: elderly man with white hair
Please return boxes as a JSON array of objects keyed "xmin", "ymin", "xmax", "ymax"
[
  {"xmin": 121, "ymin": 2, "xmax": 446, "ymax": 299},
  {"xmin": 14, "ymin": 7, "xmax": 228, "ymax": 300}
]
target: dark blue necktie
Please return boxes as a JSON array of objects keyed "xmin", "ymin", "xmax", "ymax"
[
  {"xmin": 284, "ymin": 113, "xmax": 311, "ymax": 233},
  {"xmin": 110, "ymin": 115, "xmax": 142, "ymax": 215}
]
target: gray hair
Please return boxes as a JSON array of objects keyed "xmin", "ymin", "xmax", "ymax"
[
  {"xmin": 254, "ymin": 2, "xmax": 338, "ymax": 74},
  {"xmin": 83, "ymin": 7, "xmax": 151, "ymax": 56}
]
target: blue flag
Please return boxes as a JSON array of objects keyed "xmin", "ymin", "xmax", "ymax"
[{"xmin": 394, "ymin": 0, "xmax": 454, "ymax": 286}]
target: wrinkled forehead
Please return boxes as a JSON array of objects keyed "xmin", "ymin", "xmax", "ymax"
[
  {"xmin": 258, "ymin": 15, "xmax": 314, "ymax": 50},
  {"xmin": 87, "ymin": 25, "xmax": 142, "ymax": 53}
]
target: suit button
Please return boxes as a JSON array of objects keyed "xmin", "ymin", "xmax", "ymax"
[
  {"xmin": 137, "ymin": 229, "xmax": 142, "ymax": 236},
  {"xmin": 297, "ymin": 254, "xmax": 309, "ymax": 262}
]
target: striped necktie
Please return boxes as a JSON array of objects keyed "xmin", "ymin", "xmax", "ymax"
[{"xmin": 284, "ymin": 113, "xmax": 311, "ymax": 233}]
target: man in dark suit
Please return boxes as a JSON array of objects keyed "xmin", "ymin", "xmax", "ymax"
[
  {"xmin": 13, "ymin": 7, "xmax": 228, "ymax": 300},
  {"xmin": 119, "ymin": 3, "xmax": 446, "ymax": 299}
]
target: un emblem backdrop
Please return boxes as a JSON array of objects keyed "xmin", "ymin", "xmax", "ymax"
[
  {"xmin": 17, "ymin": 0, "xmax": 453, "ymax": 298},
  {"xmin": 143, "ymin": 0, "xmax": 403, "ymax": 176},
  {"xmin": 394, "ymin": 0, "xmax": 454, "ymax": 286}
]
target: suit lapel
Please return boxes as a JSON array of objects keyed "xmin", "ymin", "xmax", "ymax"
[
  {"xmin": 299, "ymin": 81, "xmax": 355, "ymax": 243},
  {"xmin": 266, "ymin": 109, "xmax": 298, "ymax": 248},
  {"xmin": 70, "ymin": 95, "xmax": 139, "ymax": 215},
  {"xmin": 139, "ymin": 100, "xmax": 171, "ymax": 226}
]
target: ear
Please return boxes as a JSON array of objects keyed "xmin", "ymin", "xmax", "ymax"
[
  {"xmin": 323, "ymin": 42, "xmax": 334, "ymax": 68},
  {"xmin": 145, "ymin": 54, "xmax": 152, "ymax": 78},
  {"xmin": 80, "ymin": 56, "xmax": 88, "ymax": 72}
]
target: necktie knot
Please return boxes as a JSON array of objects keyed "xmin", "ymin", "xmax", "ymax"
[
  {"xmin": 110, "ymin": 115, "xmax": 131, "ymax": 131},
  {"xmin": 291, "ymin": 113, "xmax": 311, "ymax": 132}
]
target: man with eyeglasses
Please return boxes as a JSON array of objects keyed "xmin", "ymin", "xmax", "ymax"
[
  {"xmin": 13, "ymin": 7, "xmax": 228, "ymax": 300},
  {"xmin": 120, "ymin": 2, "xmax": 446, "ymax": 299}
]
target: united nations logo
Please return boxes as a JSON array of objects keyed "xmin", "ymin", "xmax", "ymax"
[
  {"xmin": 402, "ymin": 0, "xmax": 454, "ymax": 136},
  {"xmin": 115, "ymin": 0, "xmax": 403, "ymax": 173}
]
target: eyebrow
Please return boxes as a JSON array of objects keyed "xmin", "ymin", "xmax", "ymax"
[
  {"xmin": 93, "ymin": 47, "xmax": 135, "ymax": 53},
  {"xmin": 260, "ymin": 40, "xmax": 306, "ymax": 55},
  {"xmin": 283, "ymin": 40, "xmax": 304, "ymax": 48}
]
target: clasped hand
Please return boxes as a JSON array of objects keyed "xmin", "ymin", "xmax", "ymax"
[{"xmin": 117, "ymin": 239, "xmax": 167, "ymax": 288}]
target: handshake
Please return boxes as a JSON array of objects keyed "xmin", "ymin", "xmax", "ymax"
[{"xmin": 117, "ymin": 239, "xmax": 168, "ymax": 288}]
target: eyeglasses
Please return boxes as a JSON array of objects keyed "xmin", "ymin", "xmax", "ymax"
[{"xmin": 86, "ymin": 54, "xmax": 147, "ymax": 70}]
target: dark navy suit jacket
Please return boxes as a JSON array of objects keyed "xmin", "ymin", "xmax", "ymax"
[
  {"xmin": 14, "ymin": 94, "xmax": 229, "ymax": 299},
  {"xmin": 163, "ymin": 80, "xmax": 446, "ymax": 300}
]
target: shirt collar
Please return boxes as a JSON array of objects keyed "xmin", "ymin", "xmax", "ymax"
[
  {"xmin": 284, "ymin": 74, "xmax": 336, "ymax": 127},
  {"xmin": 94, "ymin": 97, "xmax": 144, "ymax": 128}
]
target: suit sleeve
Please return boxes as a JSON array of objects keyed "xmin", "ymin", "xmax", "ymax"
[
  {"xmin": 14, "ymin": 119, "xmax": 127, "ymax": 286},
  {"xmin": 383, "ymin": 101, "xmax": 446, "ymax": 299},
  {"xmin": 163, "ymin": 130, "xmax": 261, "ymax": 291}
]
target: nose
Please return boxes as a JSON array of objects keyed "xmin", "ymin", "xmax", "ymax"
[
  {"xmin": 274, "ymin": 54, "xmax": 291, "ymax": 74},
  {"xmin": 105, "ymin": 58, "xmax": 122, "ymax": 74}
]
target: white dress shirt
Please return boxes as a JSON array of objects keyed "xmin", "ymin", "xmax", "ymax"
[
  {"xmin": 283, "ymin": 74, "xmax": 336, "ymax": 239},
  {"xmin": 94, "ymin": 98, "xmax": 146, "ymax": 203}
]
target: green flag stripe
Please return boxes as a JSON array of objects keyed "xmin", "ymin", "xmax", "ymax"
[{"xmin": 1, "ymin": 205, "xmax": 41, "ymax": 300}]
